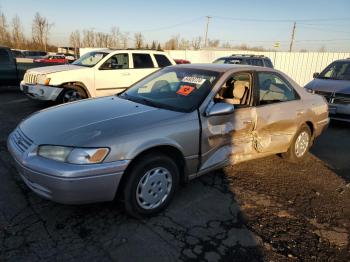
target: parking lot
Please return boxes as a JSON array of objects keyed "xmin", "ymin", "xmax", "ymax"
[{"xmin": 0, "ymin": 87, "xmax": 350, "ymax": 261}]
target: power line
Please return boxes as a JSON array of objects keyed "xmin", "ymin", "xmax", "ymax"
[
  {"xmin": 298, "ymin": 25, "xmax": 350, "ymax": 34},
  {"xmin": 212, "ymin": 16, "xmax": 350, "ymax": 23}
]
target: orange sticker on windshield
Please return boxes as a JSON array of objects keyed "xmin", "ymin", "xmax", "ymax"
[{"xmin": 177, "ymin": 85, "xmax": 194, "ymax": 96}]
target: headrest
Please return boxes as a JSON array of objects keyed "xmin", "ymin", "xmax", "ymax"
[{"xmin": 233, "ymin": 81, "xmax": 248, "ymax": 99}]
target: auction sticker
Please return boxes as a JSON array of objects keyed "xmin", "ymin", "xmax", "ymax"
[
  {"xmin": 182, "ymin": 76, "xmax": 206, "ymax": 85},
  {"xmin": 177, "ymin": 85, "xmax": 195, "ymax": 96}
]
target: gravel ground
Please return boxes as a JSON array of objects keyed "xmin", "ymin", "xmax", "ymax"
[{"xmin": 0, "ymin": 87, "xmax": 349, "ymax": 261}]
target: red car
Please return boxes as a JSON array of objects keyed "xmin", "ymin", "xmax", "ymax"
[
  {"xmin": 174, "ymin": 59, "xmax": 191, "ymax": 64},
  {"xmin": 34, "ymin": 55, "xmax": 67, "ymax": 64}
]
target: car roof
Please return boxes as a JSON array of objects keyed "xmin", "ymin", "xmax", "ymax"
[
  {"xmin": 93, "ymin": 49, "xmax": 168, "ymax": 55},
  {"xmin": 216, "ymin": 55, "xmax": 270, "ymax": 60},
  {"xmin": 169, "ymin": 63, "xmax": 275, "ymax": 73},
  {"xmin": 333, "ymin": 59, "xmax": 350, "ymax": 63}
]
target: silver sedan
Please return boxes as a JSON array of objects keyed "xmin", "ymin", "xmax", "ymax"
[{"xmin": 8, "ymin": 64, "xmax": 329, "ymax": 217}]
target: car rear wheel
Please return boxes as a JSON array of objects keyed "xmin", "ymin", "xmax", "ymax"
[
  {"xmin": 282, "ymin": 124, "xmax": 311, "ymax": 162},
  {"xmin": 59, "ymin": 85, "xmax": 87, "ymax": 103},
  {"xmin": 123, "ymin": 153, "xmax": 179, "ymax": 218}
]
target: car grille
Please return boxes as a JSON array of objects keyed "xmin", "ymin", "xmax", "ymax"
[
  {"xmin": 315, "ymin": 91, "xmax": 350, "ymax": 105},
  {"xmin": 11, "ymin": 128, "xmax": 33, "ymax": 153},
  {"xmin": 333, "ymin": 93, "xmax": 350, "ymax": 104},
  {"xmin": 24, "ymin": 73, "xmax": 38, "ymax": 85}
]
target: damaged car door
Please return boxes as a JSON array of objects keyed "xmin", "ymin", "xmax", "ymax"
[
  {"xmin": 199, "ymin": 72, "xmax": 258, "ymax": 173},
  {"xmin": 253, "ymin": 71, "xmax": 303, "ymax": 154}
]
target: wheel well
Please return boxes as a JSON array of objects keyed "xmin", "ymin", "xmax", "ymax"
[
  {"xmin": 305, "ymin": 121, "xmax": 314, "ymax": 136},
  {"xmin": 61, "ymin": 82, "xmax": 90, "ymax": 97},
  {"xmin": 116, "ymin": 145, "xmax": 187, "ymax": 199}
]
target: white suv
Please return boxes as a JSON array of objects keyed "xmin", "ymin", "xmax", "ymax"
[{"xmin": 20, "ymin": 49, "xmax": 176, "ymax": 103}]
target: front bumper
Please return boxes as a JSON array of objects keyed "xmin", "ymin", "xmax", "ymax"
[
  {"xmin": 328, "ymin": 103, "xmax": 350, "ymax": 122},
  {"xmin": 20, "ymin": 81, "xmax": 63, "ymax": 101},
  {"xmin": 7, "ymin": 129, "xmax": 130, "ymax": 204}
]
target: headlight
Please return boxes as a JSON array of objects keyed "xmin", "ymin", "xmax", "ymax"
[
  {"xmin": 37, "ymin": 74, "xmax": 51, "ymax": 85},
  {"xmin": 305, "ymin": 88, "xmax": 315, "ymax": 94},
  {"xmin": 38, "ymin": 145, "xmax": 109, "ymax": 164}
]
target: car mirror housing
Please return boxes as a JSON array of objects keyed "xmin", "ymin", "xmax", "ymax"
[
  {"xmin": 313, "ymin": 72, "xmax": 320, "ymax": 78},
  {"xmin": 206, "ymin": 102, "xmax": 234, "ymax": 117}
]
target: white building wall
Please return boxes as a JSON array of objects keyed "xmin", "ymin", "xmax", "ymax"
[{"xmin": 165, "ymin": 50, "xmax": 350, "ymax": 86}]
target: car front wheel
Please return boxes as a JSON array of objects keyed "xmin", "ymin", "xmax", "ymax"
[
  {"xmin": 282, "ymin": 124, "xmax": 311, "ymax": 162},
  {"xmin": 59, "ymin": 85, "xmax": 87, "ymax": 103},
  {"xmin": 123, "ymin": 153, "xmax": 180, "ymax": 218}
]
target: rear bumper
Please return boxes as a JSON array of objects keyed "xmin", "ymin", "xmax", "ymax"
[
  {"xmin": 20, "ymin": 81, "xmax": 62, "ymax": 101},
  {"xmin": 7, "ymin": 130, "xmax": 129, "ymax": 204}
]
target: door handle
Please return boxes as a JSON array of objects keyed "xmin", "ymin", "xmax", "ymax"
[
  {"xmin": 243, "ymin": 120, "xmax": 253, "ymax": 125},
  {"xmin": 121, "ymin": 72, "xmax": 130, "ymax": 76}
]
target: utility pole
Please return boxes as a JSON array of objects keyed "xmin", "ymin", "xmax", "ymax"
[
  {"xmin": 289, "ymin": 22, "xmax": 296, "ymax": 52},
  {"xmin": 204, "ymin": 16, "xmax": 212, "ymax": 48}
]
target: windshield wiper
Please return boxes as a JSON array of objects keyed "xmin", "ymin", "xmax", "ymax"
[{"xmin": 119, "ymin": 93, "xmax": 160, "ymax": 108}]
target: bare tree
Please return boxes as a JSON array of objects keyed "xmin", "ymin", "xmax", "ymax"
[
  {"xmin": 32, "ymin": 12, "xmax": 53, "ymax": 51},
  {"xmin": 208, "ymin": 39, "xmax": 220, "ymax": 48},
  {"xmin": 95, "ymin": 32, "xmax": 109, "ymax": 47},
  {"xmin": 121, "ymin": 32, "xmax": 129, "ymax": 48},
  {"xmin": 109, "ymin": 27, "xmax": 122, "ymax": 48},
  {"xmin": 318, "ymin": 46, "xmax": 326, "ymax": 52},
  {"xmin": 0, "ymin": 12, "xmax": 11, "ymax": 46},
  {"xmin": 164, "ymin": 35, "xmax": 179, "ymax": 50},
  {"xmin": 11, "ymin": 15, "xmax": 25, "ymax": 49},
  {"xmin": 69, "ymin": 30, "xmax": 81, "ymax": 56},
  {"xmin": 82, "ymin": 29, "xmax": 95, "ymax": 47},
  {"xmin": 134, "ymin": 32, "xmax": 143, "ymax": 48},
  {"xmin": 191, "ymin": 37, "xmax": 202, "ymax": 50},
  {"xmin": 178, "ymin": 38, "xmax": 190, "ymax": 50}
]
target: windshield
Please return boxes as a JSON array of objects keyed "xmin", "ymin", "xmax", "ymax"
[
  {"xmin": 213, "ymin": 58, "xmax": 244, "ymax": 64},
  {"xmin": 120, "ymin": 67, "xmax": 220, "ymax": 112},
  {"xmin": 318, "ymin": 61, "xmax": 350, "ymax": 80},
  {"xmin": 72, "ymin": 51, "xmax": 108, "ymax": 67}
]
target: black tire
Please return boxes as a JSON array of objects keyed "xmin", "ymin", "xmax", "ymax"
[
  {"xmin": 282, "ymin": 124, "xmax": 311, "ymax": 163},
  {"xmin": 58, "ymin": 85, "xmax": 88, "ymax": 103},
  {"xmin": 123, "ymin": 153, "xmax": 180, "ymax": 218}
]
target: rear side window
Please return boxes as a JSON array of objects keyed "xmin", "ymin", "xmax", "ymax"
[
  {"xmin": 154, "ymin": 54, "xmax": 172, "ymax": 67},
  {"xmin": 133, "ymin": 53, "xmax": 154, "ymax": 68},
  {"xmin": 258, "ymin": 72, "xmax": 298, "ymax": 105},
  {"xmin": 0, "ymin": 49, "xmax": 10, "ymax": 63}
]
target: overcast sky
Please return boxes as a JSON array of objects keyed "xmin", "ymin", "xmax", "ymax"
[{"xmin": 1, "ymin": 0, "xmax": 350, "ymax": 51}]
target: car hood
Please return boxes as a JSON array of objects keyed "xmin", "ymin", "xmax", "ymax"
[
  {"xmin": 19, "ymin": 96, "xmax": 183, "ymax": 146},
  {"xmin": 27, "ymin": 64, "xmax": 85, "ymax": 75},
  {"xmin": 305, "ymin": 78, "xmax": 350, "ymax": 94}
]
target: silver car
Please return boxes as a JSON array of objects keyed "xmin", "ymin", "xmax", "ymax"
[
  {"xmin": 8, "ymin": 64, "xmax": 329, "ymax": 217},
  {"xmin": 305, "ymin": 59, "xmax": 350, "ymax": 122}
]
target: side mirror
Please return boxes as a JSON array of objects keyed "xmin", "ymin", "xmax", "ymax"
[
  {"xmin": 206, "ymin": 102, "xmax": 234, "ymax": 117},
  {"xmin": 313, "ymin": 72, "xmax": 319, "ymax": 78}
]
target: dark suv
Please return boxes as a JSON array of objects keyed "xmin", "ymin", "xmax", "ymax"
[{"xmin": 213, "ymin": 54, "xmax": 274, "ymax": 68}]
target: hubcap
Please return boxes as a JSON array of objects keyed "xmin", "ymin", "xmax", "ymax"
[
  {"xmin": 63, "ymin": 90, "xmax": 83, "ymax": 102},
  {"xmin": 136, "ymin": 167, "xmax": 172, "ymax": 210},
  {"xmin": 295, "ymin": 131, "xmax": 309, "ymax": 157}
]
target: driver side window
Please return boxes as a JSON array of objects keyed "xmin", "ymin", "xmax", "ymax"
[
  {"xmin": 214, "ymin": 73, "xmax": 252, "ymax": 107},
  {"xmin": 100, "ymin": 53, "xmax": 129, "ymax": 70}
]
